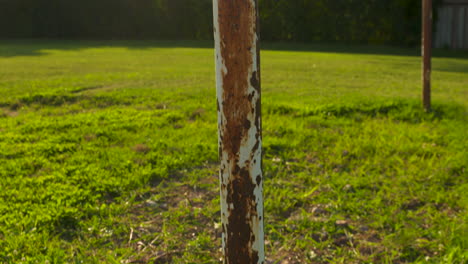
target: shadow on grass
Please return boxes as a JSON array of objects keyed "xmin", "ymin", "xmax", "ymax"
[
  {"xmin": 0, "ymin": 92, "xmax": 131, "ymax": 110},
  {"xmin": 1, "ymin": 39, "xmax": 467, "ymax": 60},
  {"xmin": 0, "ymin": 39, "xmax": 214, "ymax": 58},
  {"xmin": 1, "ymin": 89, "xmax": 466, "ymax": 125},
  {"xmin": 266, "ymin": 100, "xmax": 467, "ymax": 123},
  {"xmin": 264, "ymin": 41, "xmax": 468, "ymax": 59}
]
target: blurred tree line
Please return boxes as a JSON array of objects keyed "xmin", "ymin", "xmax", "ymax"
[{"xmin": 0, "ymin": 0, "xmax": 441, "ymax": 45}]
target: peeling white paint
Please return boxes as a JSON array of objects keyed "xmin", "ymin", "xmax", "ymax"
[{"xmin": 213, "ymin": 0, "xmax": 264, "ymax": 263}]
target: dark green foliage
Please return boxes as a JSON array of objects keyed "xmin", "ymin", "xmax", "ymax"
[
  {"xmin": 0, "ymin": 0, "xmax": 442, "ymax": 45},
  {"xmin": 259, "ymin": 0, "xmax": 443, "ymax": 45}
]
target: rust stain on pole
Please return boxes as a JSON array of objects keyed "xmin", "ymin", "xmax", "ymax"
[
  {"xmin": 422, "ymin": 0, "xmax": 432, "ymax": 112},
  {"xmin": 213, "ymin": 0, "xmax": 264, "ymax": 263}
]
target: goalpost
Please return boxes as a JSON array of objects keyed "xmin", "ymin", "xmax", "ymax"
[
  {"xmin": 422, "ymin": 0, "xmax": 433, "ymax": 112},
  {"xmin": 212, "ymin": 0, "xmax": 265, "ymax": 263},
  {"xmin": 211, "ymin": 1, "xmax": 433, "ymax": 262}
]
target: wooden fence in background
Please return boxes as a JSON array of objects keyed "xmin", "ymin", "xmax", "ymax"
[{"xmin": 435, "ymin": 0, "xmax": 468, "ymax": 49}]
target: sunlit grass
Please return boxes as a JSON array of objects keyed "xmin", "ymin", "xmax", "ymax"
[{"xmin": 0, "ymin": 40, "xmax": 466, "ymax": 263}]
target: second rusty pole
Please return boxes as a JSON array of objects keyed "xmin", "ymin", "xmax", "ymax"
[
  {"xmin": 212, "ymin": 0, "xmax": 264, "ymax": 263},
  {"xmin": 422, "ymin": 0, "xmax": 432, "ymax": 112}
]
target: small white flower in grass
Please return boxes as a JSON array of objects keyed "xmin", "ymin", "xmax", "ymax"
[{"xmin": 308, "ymin": 250, "xmax": 317, "ymax": 260}]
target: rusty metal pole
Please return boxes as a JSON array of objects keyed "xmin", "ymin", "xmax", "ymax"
[
  {"xmin": 422, "ymin": 0, "xmax": 432, "ymax": 112},
  {"xmin": 212, "ymin": 0, "xmax": 264, "ymax": 263}
]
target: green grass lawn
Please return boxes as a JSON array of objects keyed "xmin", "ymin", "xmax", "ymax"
[{"xmin": 0, "ymin": 40, "xmax": 467, "ymax": 263}]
